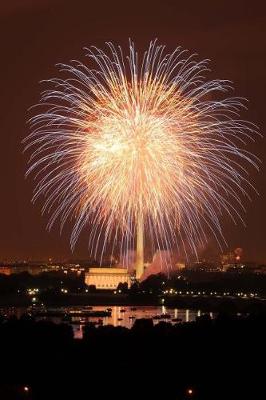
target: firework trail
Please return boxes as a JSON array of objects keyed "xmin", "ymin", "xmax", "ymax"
[{"xmin": 24, "ymin": 40, "xmax": 260, "ymax": 268}]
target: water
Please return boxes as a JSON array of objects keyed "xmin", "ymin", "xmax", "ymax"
[
  {"xmin": 0, "ymin": 305, "xmax": 214, "ymax": 339},
  {"xmin": 70, "ymin": 306, "xmax": 212, "ymax": 338}
]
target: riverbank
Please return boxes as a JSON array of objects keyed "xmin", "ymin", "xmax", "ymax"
[{"xmin": 0, "ymin": 292, "xmax": 266, "ymax": 314}]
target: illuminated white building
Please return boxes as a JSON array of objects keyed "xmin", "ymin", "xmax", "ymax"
[{"xmin": 85, "ymin": 268, "xmax": 131, "ymax": 290}]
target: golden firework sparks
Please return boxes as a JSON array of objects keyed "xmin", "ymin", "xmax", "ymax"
[{"xmin": 24, "ymin": 41, "xmax": 260, "ymax": 276}]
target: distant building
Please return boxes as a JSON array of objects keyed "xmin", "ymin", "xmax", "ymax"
[
  {"xmin": 12, "ymin": 264, "xmax": 44, "ymax": 275},
  {"xmin": 187, "ymin": 261, "xmax": 221, "ymax": 272},
  {"xmin": 226, "ymin": 261, "xmax": 259, "ymax": 273},
  {"xmin": 176, "ymin": 262, "xmax": 185, "ymax": 270},
  {"xmin": 2, "ymin": 263, "xmax": 61, "ymax": 275},
  {"xmin": 0, "ymin": 266, "xmax": 11, "ymax": 275},
  {"xmin": 221, "ymin": 248, "xmax": 244, "ymax": 271},
  {"xmin": 85, "ymin": 267, "xmax": 131, "ymax": 290}
]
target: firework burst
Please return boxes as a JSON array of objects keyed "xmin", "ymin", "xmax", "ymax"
[{"xmin": 24, "ymin": 40, "xmax": 259, "ymax": 271}]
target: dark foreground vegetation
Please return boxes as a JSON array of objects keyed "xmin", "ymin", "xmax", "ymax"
[{"xmin": 0, "ymin": 312, "xmax": 265, "ymax": 399}]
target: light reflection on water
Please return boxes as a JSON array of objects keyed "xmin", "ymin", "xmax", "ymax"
[
  {"xmin": 0, "ymin": 306, "xmax": 214, "ymax": 339},
  {"xmin": 70, "ymin": 306, "xmax": 213, "ymax": 339}
]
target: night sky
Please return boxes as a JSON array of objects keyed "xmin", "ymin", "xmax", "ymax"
[{"xmin": 0, "ymin": 0, "xmax": 265, "ymax": 262}]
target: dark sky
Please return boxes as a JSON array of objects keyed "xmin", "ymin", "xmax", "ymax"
[{"xmin": 0, "ymin": 0, "xmax": 265, "ymax": 262}]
